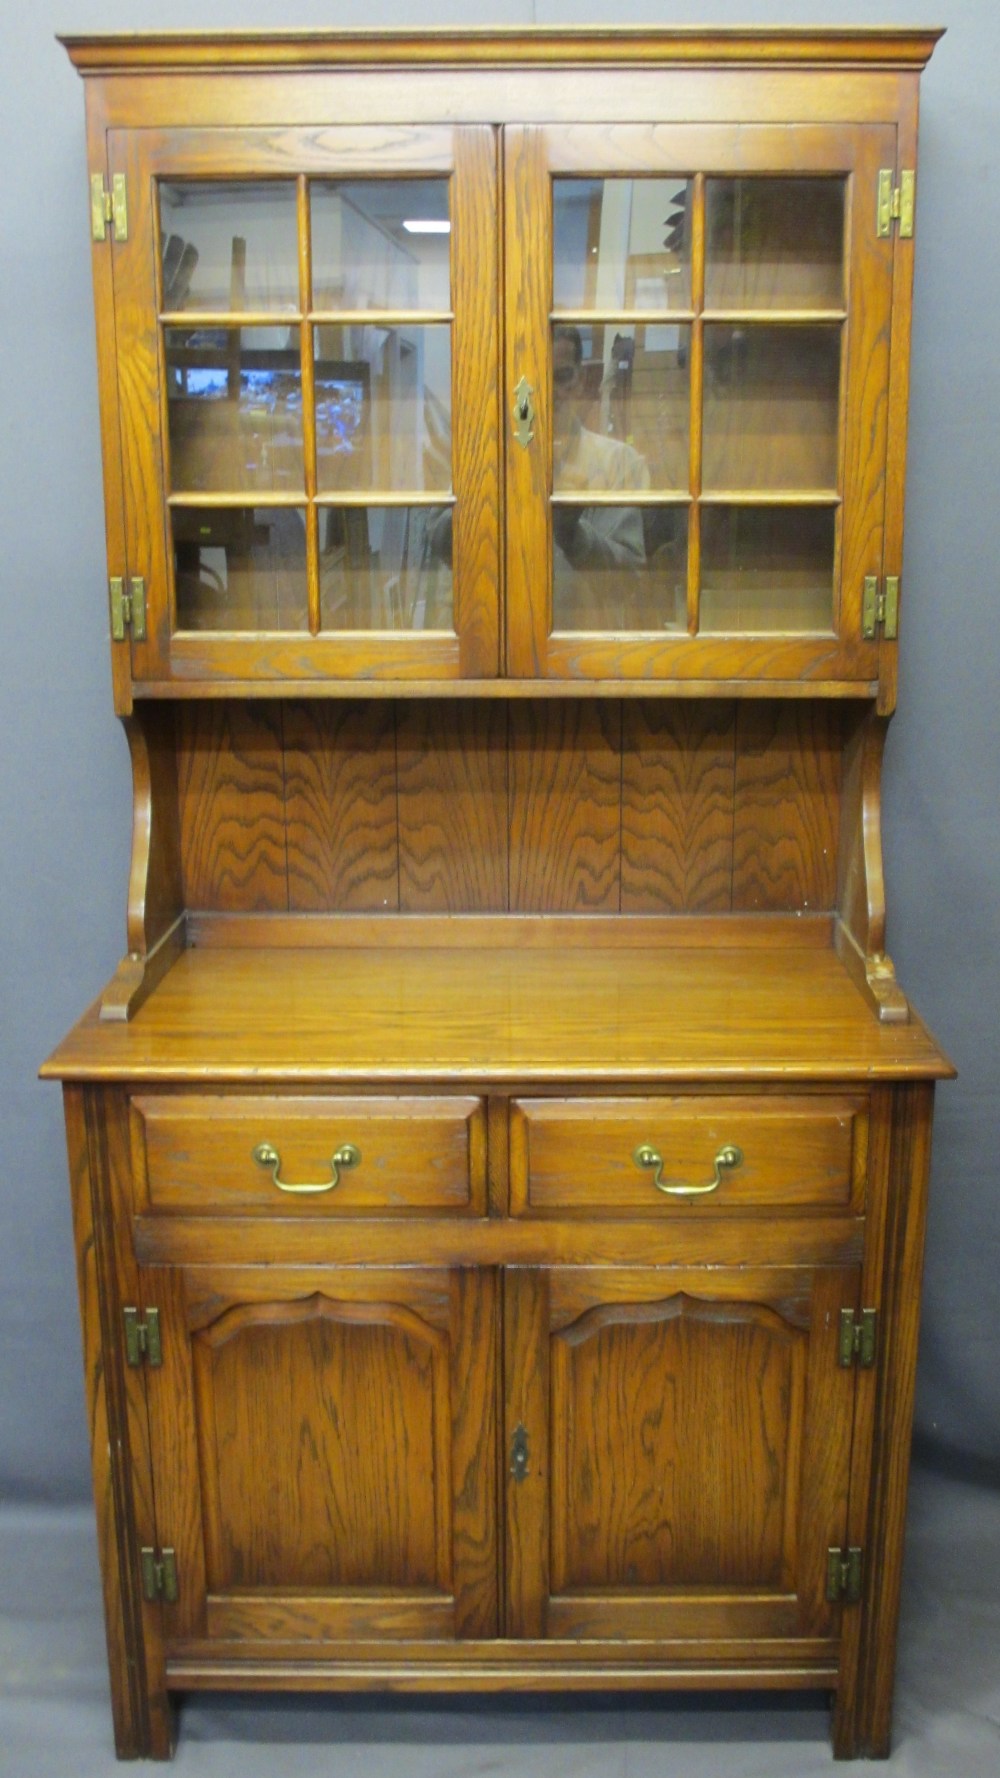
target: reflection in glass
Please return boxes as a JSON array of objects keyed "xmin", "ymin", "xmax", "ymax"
[
  {"xmin": 173, "ymin": 506, "xmax": 308, "ymax": 631},
  {"xmin": 314, "ymin": 324, "xmax": 451, "ymax": 493},
  {"xmin": 700, "ymin": 506, "xmax": 834, "ymax": 633},
  {"xmin": 166, "ymin": 328, "xmax": 304, "ymax": 494},
  {"xmin": 319, "ymin": 506, "xmax": 453, "ymax": 632},
  {"xmin": 552, "ymin": 322, "xmax": 688, "ymax": 494},
  {"xmin": 311, "ymin": 180, "xmax": 451, "ymax": 312},
  {"xmin": 705, "ymin": 178, "xmax": 845, "ymax": 311},
  {"xmin": 553, "ymin": 178, "xmax": 692, "ymax": 311},
  {"xmin": 159, "ymin": 183, "xmax": 299, "ymax": 313},
  {"xmin": 552, "ymin": 505, "xmax": 687, "ymax": 633},
  {"xmin": 702, "ymin": 325, "xmax": 841, "ymax": 493}
]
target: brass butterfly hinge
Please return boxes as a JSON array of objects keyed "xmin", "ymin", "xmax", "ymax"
[
  {"xmin": 109, "ymin": 575, "xmax": 146, "ymax": 643},
  {"xmin": 877, "ymin": 169, "xmax": 915, "ymax": 238},
  {"xmin": 140, "ymin": 1547, "xmax": 178, "ymax": 1604},
  {"xmin": 862, "ymin": 575, "xmax": 899, "ymax": 641},
  {"xmin": 123, "ymin": 1306, "xmax": 162, "ymax": 1369},
  {"xmin": 826, "ymin": 1546, "xmax": 863, "ymax": 1604},
  {"xmin": 90, "ymin": 172, "xmax": 128, "ymax": 243},
  {"xmin": 838, "ymin": 1307, "xmax": 878, "ymax": 1370}
]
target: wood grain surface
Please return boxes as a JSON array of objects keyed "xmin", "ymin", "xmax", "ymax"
[
  {"xmin": 142, "ymin": 1265, "xmax": 497, "ymax": 1646},
  {"xmin": 621, "ymin": 702, "xmax": 734, "ymax": 912},
  {"xmin": 283, "ymin": 702, "xmax": 398, "ymax": 911},
  {"xmin": 733, "ymin": 702, "xmax": 842, "ymax": 912},
  {"xmin": 176, "ymin": 703, "xmax": 287, "ymax": 910},
  {"xmin": 397, "ymin": 703, "xmax": 508, "ymax": 911},
  {"xmin": 507, "ymin": 1262, "xmax": 858, "ymax": 1645},
  {"xmin": 170, "ymin": 696, "xmax": 856, "ymax": 918},
  {"xmin": 508, "ymin": 703, "xmax": 621, "ymax": 912},
  {"xmin": 44, "ymin": 942, "xmax": 952, "ymax": 1083}
]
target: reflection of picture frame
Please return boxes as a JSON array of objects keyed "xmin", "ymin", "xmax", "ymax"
[{"xmin": 313, "ymin": 357, "xmax": 371, "ymax": 486}]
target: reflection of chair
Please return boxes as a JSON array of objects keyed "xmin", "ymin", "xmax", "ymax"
[{"xmin": 174, "ymin": 507, "xmax": 306, "ymax": 630}]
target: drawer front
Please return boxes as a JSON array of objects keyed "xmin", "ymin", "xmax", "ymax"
[
  {"xmin": 131, "ymin": 1095, "xmax": 486, "ymax": 1216},
  {"xmin": 510, "ymin": 1095, "xmax": 867, "ymax": 1216}
]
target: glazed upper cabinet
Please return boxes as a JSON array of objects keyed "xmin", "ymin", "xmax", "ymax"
[
  {"xmin": 101, "ymin": 116, "xmax": 897, "ymax": 688},
  {"xmin": 109, "ymin": 125, "xmax": 500, "ymax": 682},
  {"xmin": 505, "ymin": 123, "xmax": 895, "ymax": 682}
]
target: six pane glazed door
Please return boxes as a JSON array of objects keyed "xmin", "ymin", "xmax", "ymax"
[
  {"xmin": 107, "ymin": 125, "xmax": 499, "ymax": 682},
  {"xmin": 504, "ymin": 1264, "xmax": 862, "ymax": 1651},
  {"xmin": 504, "ymin": 123, "xmax": 897, "ymax": 681},
  {"xmin": 141, "ymin": 1263, "xmax": 498, "ymax": 1649}
]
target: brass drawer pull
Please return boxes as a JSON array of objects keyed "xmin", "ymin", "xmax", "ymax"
[
  {"xmin": 252, "ymin": 1141, "xmax": 361, "ymax": 1195},
  {"xmin": 633, "ymin": 1142, "xmax": 744, "ymax": 1198}
]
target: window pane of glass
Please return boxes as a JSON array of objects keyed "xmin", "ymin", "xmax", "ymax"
[
  {"xmin": 705, "ymin": 178, "xmax": 845, "ymax": 311},
  {"xmin": 159, "ymin": 183, "xmax": 299, "ymax": 313},
  {"xmin": 553, "ymin": 322, "xmax": 689, "ymax": 495},
  {"xmin": 166, "ymin": 328, "xmax": 304, "ymax": 495},
  {"xmin": 702, "ymin": 325, "xmax": 841, "ymax": 493},
  {"xmin": 311, "ymin": 180, "xmax": 451, "ymax": 311},
  {"xmin": 699, "ymin": 506, "xmax": 834, "ymax": 634},
  {"xmin": 172, "ymin": 506, "xmax": 308, "ymax": 631},
  {"xmin": 319, "ymin": 505, "xmax": 453, "ymax": 632},
  {"xmin": 553, "ymin": 178, "xmax": 692, "ymax": 311},
  {"xmin": 552, "ymin": 504, "xmax": 687, "ymax": 633},
  {"xmin": 314, "ymin": 324, "xmax": 451, "ymax": 494}
]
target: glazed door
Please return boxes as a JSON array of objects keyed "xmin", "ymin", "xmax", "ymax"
[
  {"xmin": 107, "ymin": 126, "xmax": 498, "ymax": 683},
  {"xmin": 505, "ymin": 123, "xmax": 895, "ymax": 683},
  {"xmin": 142, "ymin": 1265, "xmax": 497, "ymax": 1649},
  {"xmin": 504, "ymin": 1265, "xmax": 861, "ymax": 1651}
]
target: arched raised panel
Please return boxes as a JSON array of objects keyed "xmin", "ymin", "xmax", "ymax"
[
  {"xmin": 191, "ymin": 1291, "xmax": 452, "ymax": 1593},
  {"xmin": 550, "ymin": 1293, "xmax": 807, "ymax": 1594}
]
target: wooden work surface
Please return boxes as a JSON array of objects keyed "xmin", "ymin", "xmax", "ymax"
[{"xmin": 43, "ymin": 941, "xmax": 952, "ymax": 1084}]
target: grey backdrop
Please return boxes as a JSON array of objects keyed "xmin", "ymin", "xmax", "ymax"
[{"xmin": 1, "ymin": 0, "xmax": 997, "ymax": 1510}]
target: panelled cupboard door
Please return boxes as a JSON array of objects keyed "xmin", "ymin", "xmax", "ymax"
[
  {"xmin": 108, "ymin": 125, "xmax": 499, "ymax": 682},
  {"xmin": 505, "ymin": 123, "xmax": 895, "ymax": 682},
  {"xmin": 505, "ymin": 1266, "xmax": 859, "ymax": 1653},
  {"xmin": 141, "ymin": 1265, "xmax": 498, "ymax": 1648}
]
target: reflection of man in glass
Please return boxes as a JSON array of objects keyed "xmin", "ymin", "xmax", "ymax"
[{"xmin": 552, "ymin": 326, "xmax": 650, "ymax": 576}]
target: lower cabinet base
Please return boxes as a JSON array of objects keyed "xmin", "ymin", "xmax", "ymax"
[
  {"xmin": 118, "ymin": 1656, "xmax": 899, "ymax": 1763},
  {"xmin": 64, "ymin": 1079, "xmax": 939, "ymax": 1765},
  {"xmin": 165, "ymin": 1653, "xmax": 840, "ymax": 1691}
]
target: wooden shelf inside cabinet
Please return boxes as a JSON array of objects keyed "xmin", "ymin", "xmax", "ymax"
[{"xmin": 52, "ymin": 23, "xmax": 946, "ymax": 1767}]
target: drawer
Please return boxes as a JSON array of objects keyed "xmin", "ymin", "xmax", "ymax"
[
  {"xmin": 130, "ymin": 1095, "xmax": 486, "ymax": 1216},
  {"xmin": 510, "ymin": 1095, "xmax": 868, "ymax": 1216}
]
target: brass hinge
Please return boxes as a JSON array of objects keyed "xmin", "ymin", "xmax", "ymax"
[
  {"xmin": 861, "ymin": 574, "xmax": 899, "ymax": 641},
  {"xmin": 109, "ymin": 575, "xmax": 147, "ymax": 643},
  {"xmin": 826, "ymin": 1545, "xmax": 863, "ymax": 1604},
  {"xmin": 90, "ymin": 172, "xmax": 128, "ymax": 243},
  {"xmin": 140, "ymin": 1546, "xmax": 178, "ymax": 1604},
  {"xmin": 877, "ymin": 168, "xmax": 915, "ymax": 239},
  {"xmin": 838, "ymin": 1307, "xmax": 878, "ymax": 1370},
  {"xmin": 509, "ymin": 1423, "xmax": 530, "ymax": 1482},
  {"xmin": 123, "ymin": 1306, "xmax": 162, "ymax": 1369}
]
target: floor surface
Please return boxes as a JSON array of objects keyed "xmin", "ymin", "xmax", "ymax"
[{"xmin": 2, "ymin": 1464, "xmax": 998, "ymax": 1776}]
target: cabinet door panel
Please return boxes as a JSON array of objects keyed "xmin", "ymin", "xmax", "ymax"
[
  {"xmin": 505, "ymin": 121, "xmax": 894, "ymax": 683},
  {"xmin": 143, "ymin": 1265, "xmax": 497, "ymax": 1647},
  {"xmin": 109, "ymin": 125, "xmax": 498, "ymax": 683},
  {"xmin": 505, "ymin": 1264, "xmax": 859, "ymax": 1648}
]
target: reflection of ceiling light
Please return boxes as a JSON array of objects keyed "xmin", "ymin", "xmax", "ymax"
[{"xmin": 402, "ymin": 219, "xmax": 451, "ymax": 234}]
